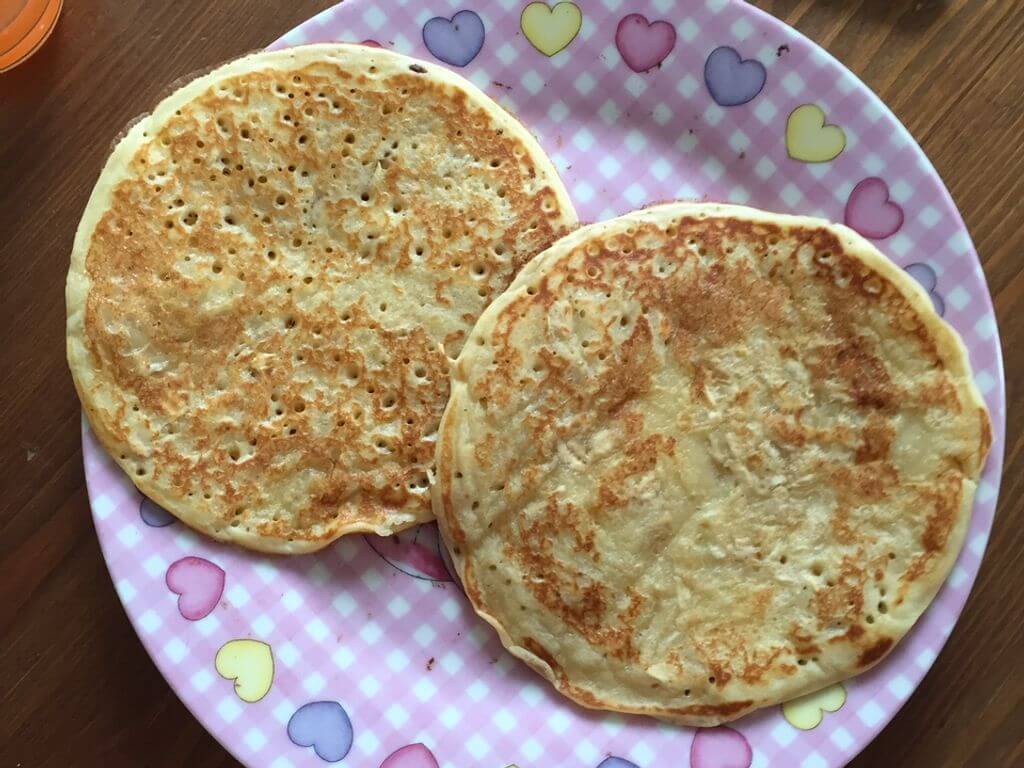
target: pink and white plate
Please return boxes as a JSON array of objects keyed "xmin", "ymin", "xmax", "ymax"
[{"xmin": 85, "ymin": 1, "xmax": 1005, "ymax": 766}]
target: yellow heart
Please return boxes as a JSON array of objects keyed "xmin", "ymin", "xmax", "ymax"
[
  {"xmin": 215, "ymin": 639, "xmax": 274, "ymax": 703},
  {"xmin": 782, "ymin": 682, "xmax": 847, "ymax": 730},
  {"xmin": 786, "ymin": 104, "xmax": 847, "ymax": 163},
  {"xmin": 521, "ymin": 2, "xmax": 582, "ymax": 57}
]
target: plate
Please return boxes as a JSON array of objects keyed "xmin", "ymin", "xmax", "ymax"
[{"xmin": 85, "ymin": 1, "xmax": 1006, "ymax": 766}]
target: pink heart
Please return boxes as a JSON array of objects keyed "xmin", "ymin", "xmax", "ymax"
[
  {"xmin": 379, "ymin": 743, "xmax": 439, "ymax": 768},
  {"xmin": 690, "ymin": 726, "xmax": 753, "ymax": 768},
  {"xmin": 165, "ymin": 556, "xmax": 225, "ymax": 621},
  {"xmin": 615, "ymin": 14, "xmax": 676, "ymax": 73},
  {"xmin": 367, "ymin": 523, "xmax": 452, "ymax": 582},
  {"xmin": 844, "ymin": 177, "xmax": 904, "ymax": 239}
]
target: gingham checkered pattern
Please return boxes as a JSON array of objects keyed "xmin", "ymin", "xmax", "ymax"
[{"xmin": 86, "ymin": 1, "xmax": 1006, "ymax": 766}]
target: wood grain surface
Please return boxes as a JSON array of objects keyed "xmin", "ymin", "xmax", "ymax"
[{"xmin": 0, "ymin": 1, "xmax": 1020, "ymax": 766}]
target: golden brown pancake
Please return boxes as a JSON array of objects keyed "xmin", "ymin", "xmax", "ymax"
[
  {"xmin": 433, "ymin": 202, "xmax": 990, "ymax": 725},
  {"xmin": 66, "ymin": 44, "xmax": 576, "ymax": 553}
]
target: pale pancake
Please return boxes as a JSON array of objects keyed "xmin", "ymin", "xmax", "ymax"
[
  {"xmin": 433, "ymin": 202, "xmax": 991, "ymax": 725},
  {"xmin": 67, "ymin": 44, "xmax": 576, "ymax": 553}
]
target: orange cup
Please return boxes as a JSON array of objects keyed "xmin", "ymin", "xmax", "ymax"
[{"xmin": 0, "ymin": 0, "xmax": 63, "ymax": 73}]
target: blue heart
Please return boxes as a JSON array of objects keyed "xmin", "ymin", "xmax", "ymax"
[
  {"xmin": 422, "ymin": 10, "xmax": 485, "ymax": 67},
  {"xmin": 139, "ymin": 496, "xmax": 175, "ymax": 527},
  {"xmin": 904, "ymin": 263, "xmax": 945, "ymax": 316},
  {"xmin": 287, "ymin": 701, "xmax": 353, "ymax": 763},
  {"xmin": 704, "ymin": 46, "xmax": 767, "ymax": 107}
]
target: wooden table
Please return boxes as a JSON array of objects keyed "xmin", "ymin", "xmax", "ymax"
[{"xmin": 1, "ymin": 1, "xmax": 1020, "ymax": 765}]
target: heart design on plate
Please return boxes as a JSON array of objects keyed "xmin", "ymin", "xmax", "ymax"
[
  {"xmin": 704, "ymin": 46, "xmax": 766, "ymax": 106},
  {"xmin": 215, "ymin": 639, "xmax": 274, "ymax": 703},
  {"xmin": 782, "ymin": 682, "xmax": 847, "ymax": 729},
  {"xmin": 165, "ymin": 556, "xmax": 225, "ymax": 621},
  {"xmin": 521, "ymin": 2, "xmax": 582, "ymax": 57},
  {"xmin": 904, "ymin": 263, "xmax": 946, "ymax": 316},
  {"xmin": 287, "ymin": 701, "xmax": 354, "ymax": 763},
  {"xmin": 379, "ymin": 743, "xmax": 439, "ymax": 768},
  {"xmin": 690, "ymin": 726, "xmax": 753, "ymax": 768},
  {"xmin": 786, "ymin": 104, "xmax": 847, "ymax": 163},
  {"xmin": 422, "ymin": 10, "xmax": 485, "ymax": 67},
  {"xmin": 596, "ymin": 759, "xmax": 639, "ymax": 768},
  {"xmin": 139, "ymin": 495, "xmax": 175, "ymax": 527},
  {"xmin": 615, "ymin": 14, "xmax": 676, "ymax": 73},
  {"xmin": 844, "ymin": 177, "xmax": 904, "ymax": 239},
  {"xmin": 366, "ymin": 523, "xmax": 452, "ymax": 581}
]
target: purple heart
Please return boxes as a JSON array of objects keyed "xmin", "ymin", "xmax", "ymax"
[
  {"xmin": 704, "ymin": 46, "xmax": 767, "ymax": 107},
  {"xmin": 422, "ymin": 10, "xmax": 485, "ymax": 67},
  {"xmin": 596, "ymin": 759, "xmax": 639, "ymax": 768},
  {"xmin": 287, "ymin": 701, "xmax": 353, "ymax": 763},
  {"xmin": 690, "ymin": 726, "xmax": 753, "ymax": 768},
  {"xmin": 904, "ymin": 262, "xmax": 937, "ymax": 293},
  {"xmin": 140, "ymin": 496, "xmax": 175, "ymax": 527},
  {"xmin": 165, "ymin": 556, "xmax": 225, "ymax": 621},
  {"xmin": 904, "ymin": 263, "xmax": 946, "ymax": 316}
]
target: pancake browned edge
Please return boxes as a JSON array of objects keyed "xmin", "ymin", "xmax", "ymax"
[
  {"xmin": 66, "ymin": 44, "xmax": 576, "ymax": 553},
  {"xmin": 433, "ymin": 202, "xmax": 991, "ymax": 725}
]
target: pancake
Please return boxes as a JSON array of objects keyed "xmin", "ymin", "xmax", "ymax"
[
  {"xmin": 433, "ymin": 202, "xmax": 991, "ymax": 725},
  {"xmin": 66, "ymin": 44, "xmax": 576, "ymax": 553}
]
